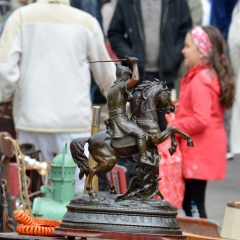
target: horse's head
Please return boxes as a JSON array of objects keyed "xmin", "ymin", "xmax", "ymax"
[
  {"xmin": 157, "ymin": 81, "xmax": 175, "ymax": 114},
  {"xmin": 133, "ymin": 79, "xmax": 175, "ymax": 120}
]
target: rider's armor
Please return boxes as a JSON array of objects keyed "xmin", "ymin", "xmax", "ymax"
[
  {"xmin": 107, "ymin": 81, "xmax": 146, "ymax": 141},
  {"xmin": 107, "ymin": 65, "xmax": 147, "ymax": 149}
]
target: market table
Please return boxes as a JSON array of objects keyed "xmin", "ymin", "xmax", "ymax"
[
  {"xmin": 0, "ymin": 231, "xmax": 228, "ymax": 240},
  {"xmin": 0, "ymin": 233, "xmax": 65, "ymax": 240},
  {"xmin": 0, "ymin": 232, "xmax": 187, "ymax": 240}
]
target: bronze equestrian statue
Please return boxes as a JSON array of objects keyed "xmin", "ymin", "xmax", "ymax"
[{"xmin": 70, "ymin": 57, "xmax": 193, "ymax": 198}]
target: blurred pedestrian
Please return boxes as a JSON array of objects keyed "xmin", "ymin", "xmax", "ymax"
[
  {"xmin": 210, "ymin": 0, "xmax": 238, "ymax": 160},
  {"xmin": 101, "ymin": 0, "xmax": 117, "ymax": 37},
  {"xmin": 169, "ymin": 26, "xmax": 235, "ymax": 218},
  {"xmin": 188, "ymin": 0, "xmax": 203, "ymax": 27},
  {"xmin": 70, "ymin": 0, "xmax": 108, "ymax": 105},
  {"xmin": 70, "ymin": 0, "xmax": 102, "ymax": 26},
  {"xmin": 201, "ymin": 0, "xmax": 211, "ymax": 26},
  {"xmin": 10, "ymin": 0, "xmax": 35, "ymax": 11},
  {"xmin": 108, "ymin": 0, "xmax": 192, "ymax": 132},
  {"xmin": 210, "ymin": 0, "xmax": 238, "ymax": 40},
  {"xmin": 229, "ymin": 1, "xmax": 240, "ymax": 155},
  {"xmin": 0, "ymin": 0, "xmax": 115, "ymax": 194},
  {"xmin": 175, "ymin": 0, "xmax": 203, "ymax": 99}
]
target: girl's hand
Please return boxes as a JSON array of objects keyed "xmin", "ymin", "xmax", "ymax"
[
  {"xmin": 165, "ymin": 113, "xmax": 174, "ymax": 123},
  {"xmin": 173, "ymin": 100, "xmax": 179, "ymax": 113}
]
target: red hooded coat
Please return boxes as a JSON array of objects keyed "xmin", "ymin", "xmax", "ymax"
[{"xmin": 169, "ymin": 62, "xmax": 227, "ymax": 180}]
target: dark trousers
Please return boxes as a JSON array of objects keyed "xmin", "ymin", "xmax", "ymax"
[
  {"xmin": 182, "ymin": 179, "xmax": 208, "ymax": 218},
  {"xmin": 146, "ymin": 72, "xmax": 174, "ymax": 131}
]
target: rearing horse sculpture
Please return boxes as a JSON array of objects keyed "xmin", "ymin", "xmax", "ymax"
[{"xmin": 70, "ymin": 78, "xmax": 193, "ymax": 197}]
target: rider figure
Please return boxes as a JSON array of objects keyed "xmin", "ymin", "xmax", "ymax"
[{"xmin": 107, "ymin": 56, "xmax": 153, "ymax": 167}]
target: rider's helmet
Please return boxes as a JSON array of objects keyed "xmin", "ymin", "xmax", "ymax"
[{"xmin": 115, "ymin": 64, "xmax": 132, "ymax": 82}]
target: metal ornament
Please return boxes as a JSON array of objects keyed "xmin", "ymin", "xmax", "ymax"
[{"xmin": 59, "ymin": 56, "xmax": 194, "ymax": 235}]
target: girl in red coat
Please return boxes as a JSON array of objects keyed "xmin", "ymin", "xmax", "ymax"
[{"xmin": 169, "ymin": 26, "xmax": 235, "ymax": 218}]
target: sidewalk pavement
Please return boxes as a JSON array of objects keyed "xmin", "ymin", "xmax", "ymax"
[{"xmin": 178, "ymin": 154, "xmax": 240, "ymax": 226}]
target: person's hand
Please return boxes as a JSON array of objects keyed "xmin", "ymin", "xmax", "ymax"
[
  {"xmin": 0, "ymin": 132, "xmax": 12, "ymax": 138},
  {"xmin": 125, "ymin": 55, "xmax": 138, "ymax": 65}
]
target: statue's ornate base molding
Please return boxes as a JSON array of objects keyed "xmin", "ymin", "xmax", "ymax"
[{"xmin": 58, "ymin": 194, "xmax": 182, "ymax": 235}]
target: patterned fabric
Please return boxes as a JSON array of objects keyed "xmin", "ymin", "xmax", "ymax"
[
  {"xmin": 177, "ymin": 216, "xmax": 221, "ymax": 238},
  {"xmin": 156, "ymin": 138, "xmax": 185, "ymax": 209},
  {"xmin": 112, "ymin": 134, "xmax": 136, "ymax": 148},
  {"xmin": 191, "ymin": 26, "xmax": 213, "ymax": 56}
]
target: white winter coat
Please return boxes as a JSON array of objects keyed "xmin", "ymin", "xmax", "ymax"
[
  {"xmin": 229, "ymin": 2, "xmax": 240, "ymax": 154},
  {"xmin": 0, "ymin": 0, "xmax": 116, "ymax": 133}
]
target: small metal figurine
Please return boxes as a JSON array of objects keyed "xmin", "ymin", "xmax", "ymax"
[{"xmin": 70, "ymin": 56, "xmax": 194, "ymax": 199}]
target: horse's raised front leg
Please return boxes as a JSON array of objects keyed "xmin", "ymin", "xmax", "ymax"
[
  {"xmin": 169, "ymin": 133, "xmax": 177, "ymax": 156},
  {"xmin": 154, "ymin": 126, "xmax": 193, "ymax": 156},
  {"xmin": 168, "ymin": 126, "xmax": 194, "ymax": 147},
  {"xmin": 164, "ymin": 126, "xmax": 194, "ymax": 147}
]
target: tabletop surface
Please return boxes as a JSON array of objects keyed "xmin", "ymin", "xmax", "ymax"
[{"xmin": 0, "ymin": 233, "xmax": 66, "ymax": 240}]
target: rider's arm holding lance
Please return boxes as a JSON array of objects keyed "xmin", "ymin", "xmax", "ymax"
[
  {"xmin": 126, "ymin": 56, "xmax": 139, "ymax": 102},
  {"xmin": 87, "ymin": 56, "xmax": 139, "ymax": 101}
]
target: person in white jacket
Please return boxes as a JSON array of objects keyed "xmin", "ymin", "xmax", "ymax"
[
  {"xmin": 0, "ymin": 0, "xmax": 116, "ymax": 194},
  {"xmin": 229, "ymin": 1, "xmax": 240, "ymax": 155}
]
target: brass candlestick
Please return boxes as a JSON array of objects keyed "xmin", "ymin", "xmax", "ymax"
[{"xmin": 83, "ymin": 106, "xmax": 101, "ymax": 195}]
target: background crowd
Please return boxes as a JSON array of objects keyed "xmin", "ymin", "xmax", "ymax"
[{"xmin": 0, "ymin": 0, "xmax": 239, "ymax": 220}]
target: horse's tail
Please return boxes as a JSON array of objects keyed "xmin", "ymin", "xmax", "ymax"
[{"xmin": 70, "ymin": 137, "xmax": 91, "ymax": 179}]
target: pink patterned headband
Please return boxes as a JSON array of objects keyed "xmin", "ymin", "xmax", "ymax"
[{"xmin": 191, "ymin": 26, "xmax": 213, "ymax": 57}]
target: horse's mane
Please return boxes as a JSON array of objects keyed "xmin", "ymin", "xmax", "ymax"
[
  {"xmin": 133, "ymin": 79, "xmax": 167, "ymax": 101},
  {"xmin": 132, "ymin": 79, "xmax": 167, "ymax": 116}
]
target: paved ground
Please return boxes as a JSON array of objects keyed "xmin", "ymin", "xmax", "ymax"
[{"xmin": 178, "ymin": 154, "xmax": 240, "ymax": 226}]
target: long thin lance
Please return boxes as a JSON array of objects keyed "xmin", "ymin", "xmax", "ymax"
[{"xmin": 87, "ymin": 59, "xmax": 127, "ymax": 63}]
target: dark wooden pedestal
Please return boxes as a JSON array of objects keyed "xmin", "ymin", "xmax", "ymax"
[{"xmin": 54, "ymin": 227, "xmax": 188, "ymax": 240}]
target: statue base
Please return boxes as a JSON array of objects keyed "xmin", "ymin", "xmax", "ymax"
[{"xmin": 59, "ymin": 194, "xmax": 182, "ymax": 235}]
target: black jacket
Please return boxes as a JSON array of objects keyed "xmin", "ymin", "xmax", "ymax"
[{"xmin": 108, "ymin": 0, "xmax": 192, "ymax": 85}]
